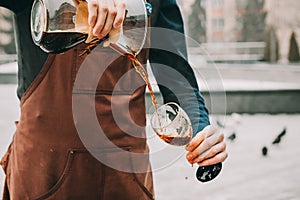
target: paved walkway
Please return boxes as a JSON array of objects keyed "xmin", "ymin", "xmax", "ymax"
[{"xmin": 1, "ymin": 84, "xmax": 300, "ymax": 199}]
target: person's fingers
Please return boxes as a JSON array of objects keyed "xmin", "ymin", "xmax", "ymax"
[
  {"xmin": 185, "ymin": 125, "xmax": 216, "ymax": 152},
  {"xmin": 192, "ymin": 141, "xmax": 226, "ymax": 164},
  {"xmin": 113, "ymin": 0, "xmax": 126, "ymax": 28},
  {"xmin": 197, "ymin": 151, "xmax": 228, "ymax": 167},
  {"xmin": 186, "ymin": 132, "xmax": 224, "ymax": 163},
  {"xmin": 86, "ymin": 0, "xmax": 126, "ymax": 39},
  {"xmin": 88, "ymin": 0, "xmax": 98, "ymax": 28},
  {"xmin": 98, "ymin": 4, "xmax": 117, "ymax": 37},
  {"xmin": 92, "ymin": 1, "xmax": 108, "ymax": 38},
  {"xmin": 185, "ymin": 131, "xmax": 205, "ymax": 153}
]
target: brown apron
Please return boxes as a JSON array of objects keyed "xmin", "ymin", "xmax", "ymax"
[{"xmin": 1, "ymin": 36, "xmax": 154, "ymax": 199}]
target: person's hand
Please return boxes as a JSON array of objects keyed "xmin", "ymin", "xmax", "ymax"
[
  {"xmin": 87, "ymin": 0, "xmax": 126, "ymax": 39},
  {"xmin": 185, "ymin": 125, "xmax": 227, "ymax": 166}
]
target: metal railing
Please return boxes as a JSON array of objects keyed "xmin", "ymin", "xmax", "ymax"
[{"xmin": 189, "ymin": 42, "xmax": 266, "ymax": 63}]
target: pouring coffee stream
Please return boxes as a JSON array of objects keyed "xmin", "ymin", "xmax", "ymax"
[{"xmin": 129, "ymin": 55, "xmax": 222, "ymax": 182}]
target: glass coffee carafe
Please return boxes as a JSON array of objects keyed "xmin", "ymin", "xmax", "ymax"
[{"xmin": 30, "ymin": 0, "xmax": 148, "ymax": 55}]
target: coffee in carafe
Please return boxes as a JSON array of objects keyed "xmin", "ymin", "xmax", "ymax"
[{"xmin": 30, "ymin": 0, "xmax": 149, "ymax": 55}]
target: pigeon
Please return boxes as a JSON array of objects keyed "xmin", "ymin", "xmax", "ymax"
[
  {"xmin": 272, "ymin": 127, "xmax": 287, "ymax": 145},
  {"xmin": 216, "ymin": 120, "xmax": 225, "ymax": 128},
  {"xmin": 272, "ymin": 136, "xmax": 281, "ymax": 145},
  {"xmin": 227, "ymin": 132, "xmax": 236, "ymax": 141},
  {"xmin": 277, "ymin": 127, "xmax": 286, "ymax": 138},
  {"xmin": 262, "ymin": 146, "xmax": 268, "ymax": 156}
]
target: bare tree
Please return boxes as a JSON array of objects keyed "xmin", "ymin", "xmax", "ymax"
[
  {"xmin": 288, "ymin": 32, "xmax": 300, "ymax": 62},
  {"xmin": 188, "ymin": 0, "xmax": 206, "ymax": 43},
  {"xmin": 239, "ymin": 0, "xmax": 266, "ymax": 42}
]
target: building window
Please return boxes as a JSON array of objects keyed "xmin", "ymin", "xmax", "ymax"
[
  {"xmin": 212, "ymin": 18, "xmax": 224, "ymax": 30},
  {"xmin": 212, "ymin": 0, "xmax": 224, "ymax": 9}
]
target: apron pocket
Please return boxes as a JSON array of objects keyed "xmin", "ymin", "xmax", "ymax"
[
  {"xmin": 34, "ymin": 149, "xmax": 102, "ymax": 200},
  {"xmin": 100, "ymin": 148, "xmax": 154, "ymax": 200},
  {"xmin": 33, "ymin": 147, "xmax": 154, "ymax": 200}
]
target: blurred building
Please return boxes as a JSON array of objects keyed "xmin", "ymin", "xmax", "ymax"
[
  {"xmin": 181, "ymin": 0, "xmax": 266, "ymax": 62},
  {"xmin": 206, "ymin": 0, "xmax": 236, "ymax": 42},
  {"xmin": 182, "ymin": 0, "xmax": 266, "ymax": 43}
]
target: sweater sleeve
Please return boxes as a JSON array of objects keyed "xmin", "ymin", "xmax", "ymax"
[
  {"xmin": 149, "ymin": 0, "xmax": 210, "ymax": 136},
  {"xmin": 0, "ymin": 0, "xmax": 33, "ymax": 14}
]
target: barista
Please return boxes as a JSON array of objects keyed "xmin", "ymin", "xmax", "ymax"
[{"xmin": 0, "ymin": 0, "xmax": 227, "ymax": 199}]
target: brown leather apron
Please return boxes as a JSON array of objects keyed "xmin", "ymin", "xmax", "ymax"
[{"xmin": 1, "ymin": 37, "xmax": 154, "ymax": 199}]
